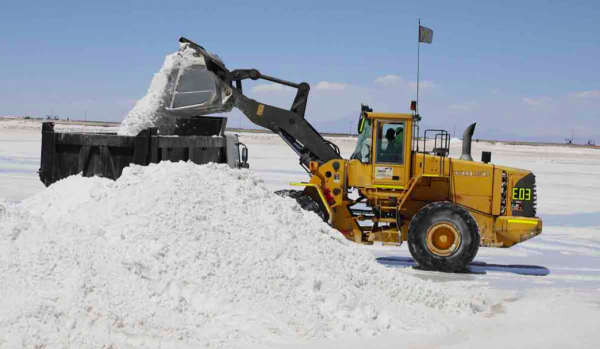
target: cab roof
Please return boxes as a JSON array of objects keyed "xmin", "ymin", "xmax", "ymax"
[{"xmin": 364, "ymin": 112, "xmax": 414, "ymax": 120}]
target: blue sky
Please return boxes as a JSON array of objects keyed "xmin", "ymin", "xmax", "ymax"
[{"xmin": 1, "ymin": 0, "xmax": 599, "ymax": 142}]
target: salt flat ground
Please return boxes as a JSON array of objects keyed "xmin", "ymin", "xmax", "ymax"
[{"xmin": 1, "ymin": 121, "xmax": 599, "ymax": 348}]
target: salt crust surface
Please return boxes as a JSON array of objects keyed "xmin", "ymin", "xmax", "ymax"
[
  {"xmin": 0, "ymin": 162, "xmax": 495, "ymax": 348},
  {"xmin": 0, "ymin": 119, "xmax": 118, "ymax": 133}
]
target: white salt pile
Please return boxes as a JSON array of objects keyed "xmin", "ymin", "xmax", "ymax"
[
  {"xmin": 118, "ymin": 45, "xmax": 201, "ymax": 136},
  {"xmin": 0, "ymin": 162, "xmax": 495, "ymax": 348},
  {"xmin": 117, "ymin": 51, "xmax": 179, "ymax": 136}
]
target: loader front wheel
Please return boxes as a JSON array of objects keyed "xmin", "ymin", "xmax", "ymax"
[
  {"xmin": 275, "ymin": 190, "xmax": 326, "ymax": 221},
  {"xmin": 408, "ymin": 202, "xmax": 480, "ymax": 272}
]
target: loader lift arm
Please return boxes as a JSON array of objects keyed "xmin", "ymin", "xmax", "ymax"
[
  {"xmin": 179, "ymin": 37, "xmax": 341, "ymax": 169},
  {"xmin": 231, "ymin": 84, "xmax": 341, "ymax": 168}
]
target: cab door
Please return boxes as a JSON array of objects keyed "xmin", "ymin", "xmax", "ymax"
[{"xmin": 371, "ymin": 120, "xmax": 407, "ymax": 188}]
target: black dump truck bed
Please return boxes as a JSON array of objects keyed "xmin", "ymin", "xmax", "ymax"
[{"xmin": 39, "ymin": 117, "xmax": 248, "ymax": 186}]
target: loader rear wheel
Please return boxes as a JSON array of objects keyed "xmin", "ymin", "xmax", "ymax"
[
  {"xmin": 407, "ymin": 202, "xmax": 480, "ymax": 272},
  {"xmin": 275, "ymin": 190, "xmax": 326, "ymax": 221}
]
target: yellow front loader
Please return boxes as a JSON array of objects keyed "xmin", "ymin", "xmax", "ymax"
[
  {"xmin": 167, "ymin": 38, "xmax": 542, "ymax": 272},
  {"xmin": 293, "ymin": 110, "xmax": 541, "ymax": 272}
]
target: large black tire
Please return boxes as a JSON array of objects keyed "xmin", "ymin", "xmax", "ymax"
[
  {"xmin": 275, "ymin": 190, "xmax": 326, "ymax": 221},
  {"xmin": 407, "ymin": 202, "xmax": 480, "ymax": 272}
]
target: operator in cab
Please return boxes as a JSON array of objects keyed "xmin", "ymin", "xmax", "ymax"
[{"xmin": 380, "ymin": 126, "xmax": 403, "ymax": 163}]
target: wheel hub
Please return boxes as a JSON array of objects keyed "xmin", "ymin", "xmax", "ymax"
[{"xmin": 426, "ymin": 222, "xmax": 461, "ymax": 256}]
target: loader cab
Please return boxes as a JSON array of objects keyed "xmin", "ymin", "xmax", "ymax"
[{"xmin": 350, "ymin": 111, "xmax": 414, "ymax": 188}]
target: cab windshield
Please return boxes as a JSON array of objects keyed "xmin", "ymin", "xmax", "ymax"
[{"xmin": 350, "ymin": 119, "xmax": 372, "ymax": 162}]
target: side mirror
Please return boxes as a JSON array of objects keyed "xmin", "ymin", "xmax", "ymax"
[
  {"xmin": 358, "ymin": 104, "xmax": 372, "ymax": 134},
  {"xmin": 481, "ymin": 151, "xmax": 492, "ymax": 164},
  {"xmin": 242, "ymin": 147, "xmax": 248, "ymax": 163},
  {"xmin": 238, "ymin": 143, "xmax": 249, "ymax": 169}
]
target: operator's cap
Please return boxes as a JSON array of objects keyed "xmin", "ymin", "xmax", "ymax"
[{"xmin": 385, "ymin": 128, "xmax": 396, "ymax": 139}]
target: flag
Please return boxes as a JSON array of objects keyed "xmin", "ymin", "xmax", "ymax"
[{"xmin": 419, "ymin": 25, "xmax": 433, "ymax": 44}]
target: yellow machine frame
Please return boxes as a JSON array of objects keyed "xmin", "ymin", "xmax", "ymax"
[{"xmin": 293, "ymin": 112, "xmax": 542, "ymax": 249}]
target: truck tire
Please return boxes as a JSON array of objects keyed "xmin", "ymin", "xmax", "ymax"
[
  {"xmin": 275, "ymin": 190, "xmax": 326, "ymax": 221},
  {"xmin": 407, "ymin": 202, "xmax": 480, "ymax": 272}
]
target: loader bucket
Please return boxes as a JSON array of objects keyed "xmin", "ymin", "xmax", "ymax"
[{"xmin": 164, "ymin": 38, "xmax": 234, "ymax": 117}]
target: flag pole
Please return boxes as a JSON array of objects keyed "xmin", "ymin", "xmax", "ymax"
[{"xmin": 416, "ymin": 18, "xmax": 420, "ymax": 115}]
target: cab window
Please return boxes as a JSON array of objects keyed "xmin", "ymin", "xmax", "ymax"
[
  {"xmin": 351, "ymin": 119, "xmax": 372, "ymax": 163},
  {"xmin": 376, "ymin": 122, "xmax": 404, "ymax": 164}
]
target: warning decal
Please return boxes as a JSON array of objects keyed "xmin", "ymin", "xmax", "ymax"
[{"xmin": 375, "ymin": 166, "xmax": 393, "ymax": 179}]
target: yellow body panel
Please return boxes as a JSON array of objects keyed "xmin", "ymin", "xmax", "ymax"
[{"xmin": 346, "ymin": 159, "xmax": 372, "ymax": 188}]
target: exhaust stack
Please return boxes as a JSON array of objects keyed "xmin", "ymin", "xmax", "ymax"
[{"xmin": 460, "ymin": 123, "xmax": 477, "ymax": 161}]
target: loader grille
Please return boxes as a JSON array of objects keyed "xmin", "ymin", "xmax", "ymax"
[
  {"xmin": 500, "ymin": 171, "xmax": 508, "ymax": 215},
  {"xmin": 532, "ymin": 180, "xmax": 538, "ymax": 217},
  {"xmin": 510, "ymin": 173, "xmax": 537, "ymax": 217}
]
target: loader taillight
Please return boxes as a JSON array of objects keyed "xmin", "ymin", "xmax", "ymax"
[{"xmin": 323, "ymin": 188, "xmax": 336, "ymax": 205}]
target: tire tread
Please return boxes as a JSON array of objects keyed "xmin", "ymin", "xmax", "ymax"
[{"xmin": 407, "ymin": 201, "xmax": 480, "ymax": 272}]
